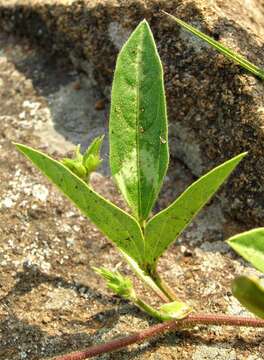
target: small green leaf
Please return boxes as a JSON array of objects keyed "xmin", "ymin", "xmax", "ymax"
[
  {"xmin": 62, "ymin": 144, "xmax": 87, "ymax": 180},
  {"xmin": 110, "ymin": 20, "xmax": 169, "ymax": 222},
  {"xmin": 163, "ymin": 11, "xmax": 264, "ymax": 80},
  {"xmin": 159, "ymin": 300, "xmax": 192, "ymax": 320},
  {"xmin": 232, "ymin": 275, "xmax": 264, "ymax": 319},
  {"xmin": 145, "ymin": 152, "xmax": 247, "ymax": 267},
  {"xmin": 227, "ymin": 228, "xmax": 264, "ymax": 273},
  {"xmin": 93, "ymin": 267, "xmax": 136, "ymax": 300},
  {"xmin": 83, "ymin": 135, "xmax": 104, "ymax": 174},
  {"xmin": 61, "ymin": 158, "xmax": 87, "ymax": 179},
  {"xmin": 14, "ymin": 143, "xmax": 145, "ymax": 266}
]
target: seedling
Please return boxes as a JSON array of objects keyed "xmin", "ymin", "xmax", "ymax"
[
  {"xmin": 13, "ymin": 19, "xmax": 264, "ymax": 359},
  {"xmin": 227, "ymin": 229, "xmax": 264, "ymax": 319}
]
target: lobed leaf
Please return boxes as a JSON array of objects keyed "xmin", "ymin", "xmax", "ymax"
[
  {"xmin": 232, "ymin": 275, "xmax": 264, "ymax": 319},
  {"xmin": 110, "ymin": 20, "xmax": 169, "ymax": 222},
  {"xmin": 15, "ymin": 143, "xmax": 145, "ymax": 266},
  {"xmin": 145, "ymin": 152, "xmax": 247, "ymax": 267},
  {"xmin": 227, "ymin": 228, "xmax": 264, "ymax": 273},
  {"xmin": 163, "ymin": 11, "xmax": 264, "ymax": 80}
]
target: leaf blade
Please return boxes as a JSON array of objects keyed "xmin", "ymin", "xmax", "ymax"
[
  {"xmin": 227, "ymin": 228, "xmax": 264, "ymax": 273},
  {"xmin": 110, "ymin": 20, "xmax": 169, "ymax": 221},
  {"xmin": 163, "ymin": 11, "xmax": 264, "ymax": 80},
  {"xmin": 15, "ymin": 143, "xmax": 145, "ymax": 265},
  {"xmin": 145, "ymin": 153, "xmax": 247, "ymax": 266},
  {"xmin": 232, "ymin": 275, "xmax": 264, "ymax": 319}
]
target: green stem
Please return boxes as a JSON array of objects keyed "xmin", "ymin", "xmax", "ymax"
[
  {"xmin": 151, "ymin": 270, "xmax": 179, "ymax": 302},
  {"xmin": 134, "ymin": 297, "xmax": 170, "ymax": 321},
  {"xmin": 120, "ymin": 251, "xmax": 170, "ymax": 302}
]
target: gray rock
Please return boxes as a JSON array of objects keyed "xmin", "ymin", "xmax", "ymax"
[{"xmin": 1, "ymin": 0, "xmax": 264, "ymax": 225}]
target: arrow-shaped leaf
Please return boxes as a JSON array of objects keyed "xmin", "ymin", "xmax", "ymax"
[
  {"xmin": 110, "ymin": 20, "xmax": 169, "ymax": 222},
  {"xmin": 227, "ymin": 228, "xmax": 264, "ymax": 273},
  {"xmin": 15, "ymin": 143, "xmax": 145, "ymax": 266},
  {"xmin": 145, "ymin": 152, "xmax": 247, "ymax": 267},
  {"xmin": 232, "ymin": 275, "xmax": 264, "ymax": 319}
]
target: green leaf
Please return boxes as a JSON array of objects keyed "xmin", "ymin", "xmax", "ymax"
[
  {"xmin": 83, "ymin": 135, "xmax": 104, "ymax": 174},
  {"xmin": 110, "ymin": 19, "xmax": 169, "ymax": 222},
  {"xmin": 227, "ymin": 228, "xmax": 264, "ymax": 273},
  {"xmin": 159, "ymin": 300, "xmax": 192, "ymax": 320},
  {"xmin": 14, "ymin": 143, "xmax": 145, "ymax": 266},
  {"xmin": 232, "ymin": 275, "xmax": 264, "ymax": 319},
  {"xmin": 163, "ymin": 11, "xmax": 264, "ymax": 80},
  {"xmin": 145, "ymin": 152, "xmax": 247, "ymax": 267}
]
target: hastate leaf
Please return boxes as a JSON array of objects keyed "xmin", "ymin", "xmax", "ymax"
[
  {"xmin": 110, "ymin": 20, "xmax": 169, "ymax": 222},
  {"xmin": 145, "ymin": 153, "xmax": 247, "ymax": 267},
  {"xmin": 232, "ymin": 275, "xmax": 264, "ymax": 319},
  {"xmin": 15, "ymin": 143, "xmax": 145, "ymax": 266},
  {"xmin": 227, "ymin": 228, "xmax": 264, "ymax": 273}
]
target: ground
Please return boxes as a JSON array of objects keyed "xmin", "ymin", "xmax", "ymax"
[{"xmin": 0, "ymin": 30, "xmax": 263, "ymax": 360}]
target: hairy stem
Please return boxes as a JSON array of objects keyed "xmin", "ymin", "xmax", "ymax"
[
  {"xmin": 54, "ymin": 313, "xmax": 264, "ymax": 360},
  {"xmin": 120, "ymin": 251, "xmax": 170, "ymax": 302}
]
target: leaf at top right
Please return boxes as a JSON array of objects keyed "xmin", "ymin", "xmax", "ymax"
[
  {"xmin": 144, "ymin": 152, "xmax": 247, "ymax": 268},
  {"xmin": 163, "ymin": 11, "xmax": 264, "ymax": 81},
  {"xmin": 227, "ymin": 228, "xmax": 264, "ymax": 273}
]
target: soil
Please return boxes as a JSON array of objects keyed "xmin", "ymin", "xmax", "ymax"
[{"xmin": 0, "ymin": 27, "xmax": 263, "ymax": 360}]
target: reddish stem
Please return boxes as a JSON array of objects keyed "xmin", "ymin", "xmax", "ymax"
[{"xmin": 54, "ymin": 313, "xmax": 264, "ymax": 360}]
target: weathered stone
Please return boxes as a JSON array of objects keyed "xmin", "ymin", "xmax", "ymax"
[{"xmin": 0, "ymin": 0, "xmax": 264, "ymax": 225}]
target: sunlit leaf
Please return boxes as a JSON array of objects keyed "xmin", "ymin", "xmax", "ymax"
[
  {"xmin": 145, "ymin": 152, "xmax": 247, "ymax": 267},
  {"xmin": 110, "ymin": 20, "xmax": 169, "ymax": 222},
  {"xmin": 227, "ymin": 228, "xmax": 264, "ymax": 273},
  {"xmin": 232, "ymin": 275, "xmax": 264, "ymax": 319},
  {"xmin": 15, "ymin": 143, "xmax": 145, "ymax": 266}
]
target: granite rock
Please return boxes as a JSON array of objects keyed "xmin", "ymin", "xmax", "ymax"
[{"xmin": 0, "ymin": 0, "xmax": 264, "ymax": 225}]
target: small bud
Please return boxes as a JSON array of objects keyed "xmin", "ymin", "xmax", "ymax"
[
  {"xmin": 83, "ymin": 135, "xmax": 104, "ymax": 175},
  {"xmin": 93, "ymin": 267, "xmax": 136, "ymax": 300},
  {"xmin": 61, "ymin": 158, "xmax": 87, "ymax": 179}
]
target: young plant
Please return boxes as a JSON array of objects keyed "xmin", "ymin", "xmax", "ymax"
[
  {"xmin": 163, "ymin": 11, "xmax": 264, "ymax": 80},
  {"xmin": 13, "ymin": 17, "xmax": 264, "ymax": 360},
  {"xmin": 227, "ymin": 229, "xmax": 264, "ymax": 319},
  {"xmin": 14, "ymin": 20, "xmax": 246, "ymax": 318}
]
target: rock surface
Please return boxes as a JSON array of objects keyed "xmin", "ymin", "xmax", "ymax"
[
  {"xmin": 0, "ymin": 27, "xmax": 264, "ymax": 360},
  {"xmin": 0, "ymin": 0, "xmax": 264, "ymax": 225}
]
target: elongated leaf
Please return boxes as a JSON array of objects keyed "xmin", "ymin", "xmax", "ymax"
[
  {"xmin": 145, "ymin": 153, "xmax": 247, "ymax": 266},
  {"xmin": 232, "ymin": 275, "xmax": 264, "ymax": 319},
  {"xmin": 227, "ymin": 228, "xmax": 264, "ymax": 273},
  {"xmin": 110, "ymin": 20, "xmax": 169, "ymax": 222},
  {"xmin": 163, "ymin": 11, "xmax": 264, "ymax": 80},
  {"xmin": 15, "ymin": 143, "xmax": 145, "ymax": 266}
]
